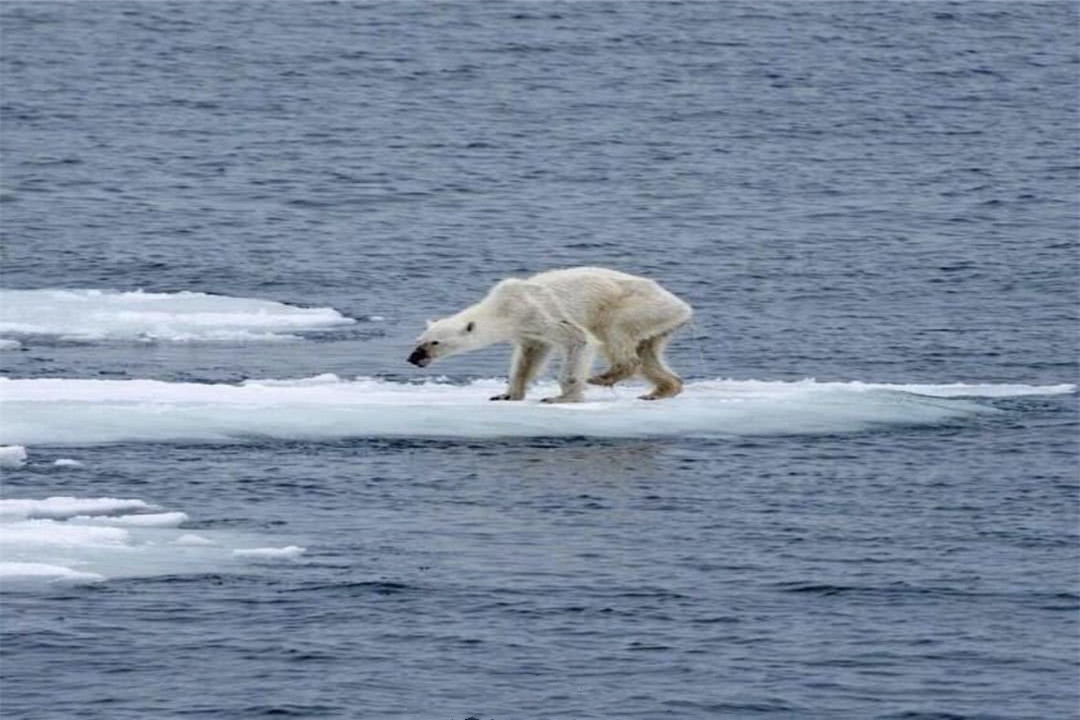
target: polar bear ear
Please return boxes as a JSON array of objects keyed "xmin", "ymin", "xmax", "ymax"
[
  {"xmin": 425, "ymin": 319, "xmax": 435, "ymax": 329},
  {"xmin": 465, "ymin": 321, "xmax": 475, "ymax": 333}
]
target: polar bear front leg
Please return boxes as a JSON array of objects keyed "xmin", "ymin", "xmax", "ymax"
[
  {"xmin": 491, "ymin": 341, "xmax": 550, "ymax": 401},
  {"xmin": 541, "ymin": 338, "xmax": 593, "ymax": 404}
]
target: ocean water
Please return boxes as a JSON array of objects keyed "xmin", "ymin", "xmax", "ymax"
[{"xmin": 0, "ymin": 1, "xmax": 1077, "ymax": 718}]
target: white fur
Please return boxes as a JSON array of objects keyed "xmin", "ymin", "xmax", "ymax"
[{"xmin": 410, "ymin": 267, "xmax": 693, "ymax": 403}]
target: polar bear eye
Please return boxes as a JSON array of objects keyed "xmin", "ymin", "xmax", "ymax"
[
  {"xmin": 430, "ymin": 340, "xmax": 440, "ymax": 346},
  {"xmin": 465, "ymin": 322, "xmax": 475, "ymax": 333}
]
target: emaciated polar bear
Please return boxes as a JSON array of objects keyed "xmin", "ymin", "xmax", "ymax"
[{"xmin": 407, "ymin": 267, "xmax": 693, "ymax": 403}]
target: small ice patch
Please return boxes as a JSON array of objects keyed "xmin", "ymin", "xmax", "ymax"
[
  {"xmin": 1, "ymin": 519, "xmax": 132, "ymax": 551},
  {"xmin": 172, "ymin": 533, "xmax": 216, "ymax": 546},
  {"xmin": 0, "ymin": 288, "xmax": 356, "ymax": 344},
  {"xmin": 233, "ymin": 546, "xmax": 306, "ymax": 561},
  {"xmin": 53, "ymin": 458, "xmax": 84, "ymax": 468},
  {"xmin": 0, "ymin": 339, "xmax": 21, "ymax": 350},
  {"xmin": 1, "ymin": 496, "xmax": 305, "ymax": 590},
  {"xmin": 74, "ymin": 511, "xmax": 189, "ymax": 528},
  {"xmin": 0, "ymin": 446, "xmax": 27, "ymax": 468},
  {"xmin": 0, "ymin": 496, "xmax": 154, "ymax": 520},
  {"xmin": 0, "ymin": 562, "xmax": 105, "ymax": 585}
]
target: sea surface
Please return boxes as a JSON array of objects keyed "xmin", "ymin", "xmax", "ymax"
[{"xmin": 1, "ymin": 2, "xmax": 1077, "ymax": 719}]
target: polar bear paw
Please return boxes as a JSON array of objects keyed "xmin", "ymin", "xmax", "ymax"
[
  {"xmin": 490, "ymin": 392, "xmax": 524, "ymax": 401},
  {"xmin": 588, "ymin": 361, "xmax": 640, "ymax": 387},
  {"xmin": 639, "ymin": 379, "xmax": 683, "ymax": 401},
  {"xmin": 541, "ymin": 394, "xmax": 584, "ymax": 404}
]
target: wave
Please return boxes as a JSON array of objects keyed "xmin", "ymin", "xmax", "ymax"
[
  {"xmin": 0, "ymin": 495, "xmax": 306, "ymax": 589},
  {"xmin": 0, "ymin": 288, "xmax": 357, "ymax": 343},
  {"xmin": 1, "ymin": 375, "xmax": 1072, "ymax": 446}
]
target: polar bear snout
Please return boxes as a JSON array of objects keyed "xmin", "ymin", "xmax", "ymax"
[{"xmin": 407, "ymin": 345, "xmax": 433, "ymax": 367}]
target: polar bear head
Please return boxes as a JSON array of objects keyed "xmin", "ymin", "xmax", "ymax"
[
  {"xmin": 407, "ymin": 313, "xmax": 502, "ymax": 367},
  {"xmin": 407, "ymin": 280, "xmax": 527, "ymax": 367}
]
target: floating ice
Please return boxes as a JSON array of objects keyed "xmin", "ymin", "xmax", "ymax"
[
  {"xmin": 0, "ymin": 375, "xmax": 1073, "ymax": 446},
  {"xmin": 53, "ymin": 458, "xmax": 84, "ymax": 468},
  {"xmin": 233, "ymin": 546, "xmax": 306, "ymax": 561},
  {"xmin": 0, "ymin": 496, "xmax": 306, "ymax": 589},
  {"xmin": 0, "ymin": 562, "xmax": 105, "ymax": 585},
  {"xmin": 2, "ymin": 519, "xmax": 131, "ymax": 549},
  {"xmin": 0, "ymin": 288, "xmax": 356, "ymax": 343},
  {"xmin": 172, "ymin": 534, "xmax": 216, "ymax": 547},
  {"xmin": 0, "ymin": 339, "xmax": 21, "ymax": 350},
  {"xmin": 0, "ymin": 496, "xmax": 154, "ymax": 520},
  {"xmin": 0, "ymin": 445, "xmax": 28, "ymax": 468},
  {"xmin": 73, "ymin": 511, "xmax": 190, "ymax": 528}
]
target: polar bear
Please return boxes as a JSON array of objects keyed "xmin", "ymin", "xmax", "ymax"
[{"xmin": 407, "ymin": 267, "xmax": 693, "ymax": 403}]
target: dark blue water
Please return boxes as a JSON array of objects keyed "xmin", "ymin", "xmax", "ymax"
[{"xmin": 1, "ymin": 2, "xmax": 1077, "ymax": 718}]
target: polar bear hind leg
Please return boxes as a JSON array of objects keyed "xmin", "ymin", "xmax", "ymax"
[
  {"xmin": 588, "ymin": 326, "xmax": 642, "ymax": 387},
  {"xmin": 637, "ymin": 331, "xmax": 683, "ymax": 400},
  {"xmin": 589, "ymin": 283, "xmax": 690, "ymax": 396}
]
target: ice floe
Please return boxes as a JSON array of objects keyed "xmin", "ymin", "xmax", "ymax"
[
  {"xmin": 0, "ymin": 375, "xmax": 1073, "ymax": 446},
  {"xmin": 0, "ymin": 496, "xmax": 154, "ymax": 519},
  {"xmin": 74, "ymin": 511, "xmax": 190, "ymax": 527},
  {"xmin": 172, "ymin": 534, "xmax": 217, "ymax": 547},
  {"xmin": 232, "ymin": 546, "xmax": 307, "ymax": 561},
  {"xmin": 0, "ymin": 562, "xmax": 106, "ymax": 584},
  {"xmin": 0, "ymin": 496, "xmax": 306, "ymax": 589},
  {"xmin": 0, "ymin": 288, "xmax": 355, "ymax": 343},
  {"xmin": 0, "ymin": 445, "xmax": 28, "ymax": 468}
]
